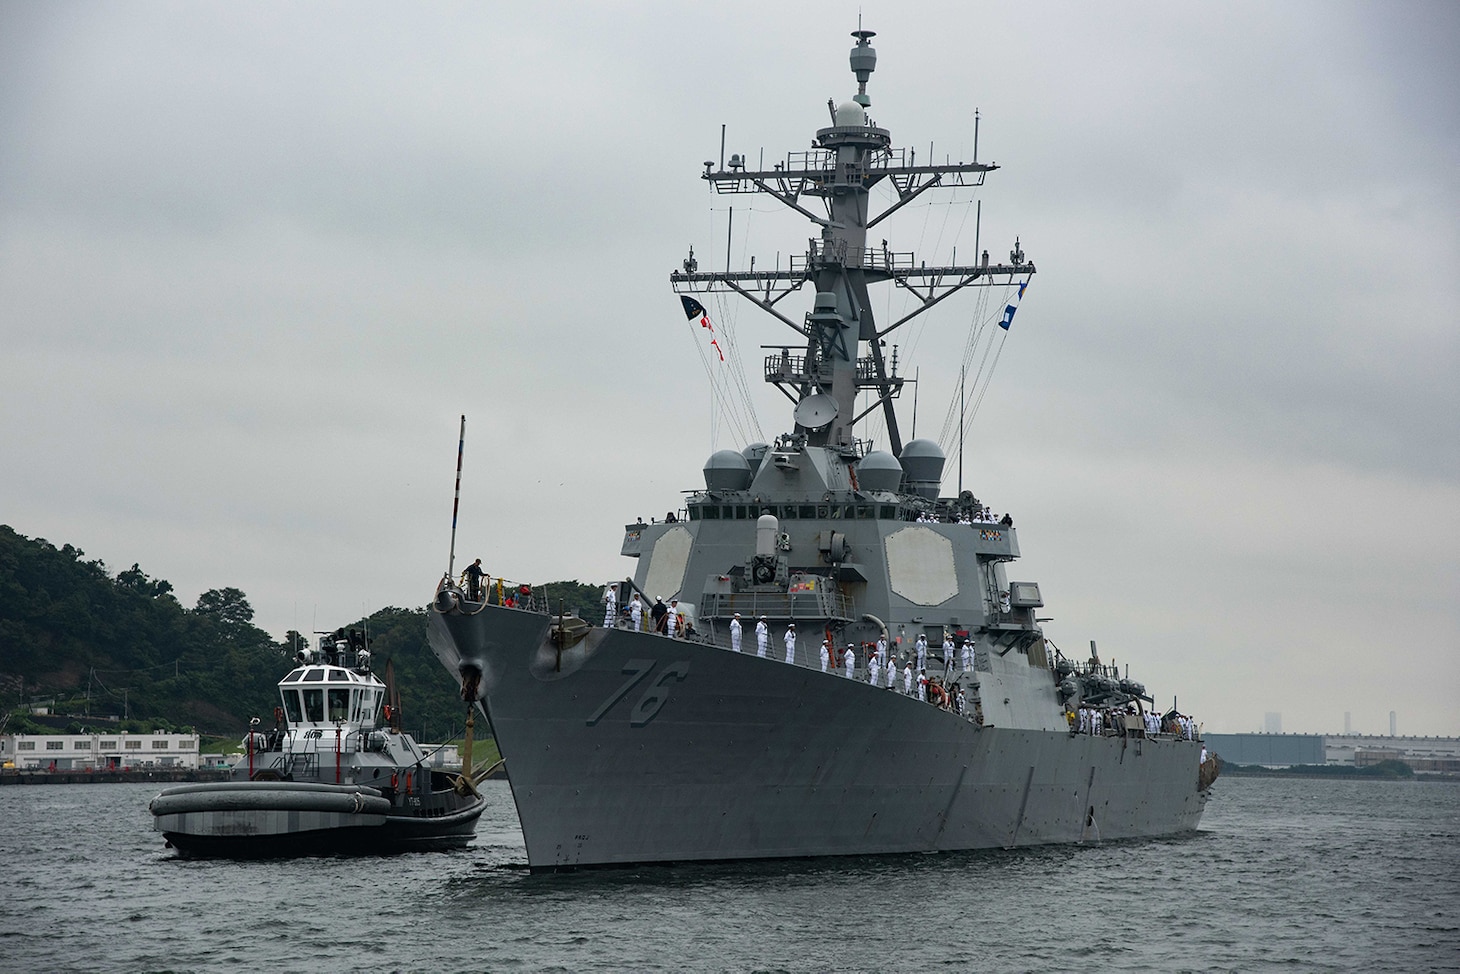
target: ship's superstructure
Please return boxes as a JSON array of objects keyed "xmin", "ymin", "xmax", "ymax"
[{"xmin": 428, "ymin": 29, "xmax": 1215, "ymax": 871}]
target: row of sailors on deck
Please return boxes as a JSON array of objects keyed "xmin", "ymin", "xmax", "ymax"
[
  {"xmin": 915, "ymin": 510, "xmax": 1014, "ymax": 526},
  {"xmin": 1069, "ymin": 705, "xmax": 1200, "ymax": 740}
]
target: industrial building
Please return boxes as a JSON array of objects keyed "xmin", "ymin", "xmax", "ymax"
[
  {"xmin": 0, "ymin": 732, "xmax": 200, "ymax": 771},
  {"xmin": 1206, "ymin": 732, "xmax": 1460, "ymax": 774}
]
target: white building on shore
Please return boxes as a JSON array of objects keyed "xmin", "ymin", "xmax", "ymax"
[{"xmin": 0, "ymin": 732, "xmax": 200, "ymax": 771}]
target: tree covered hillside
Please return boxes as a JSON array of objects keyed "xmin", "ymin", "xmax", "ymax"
[{"xmin": 0, "ymin": 525, "xmax": 610, "ymax": 739}]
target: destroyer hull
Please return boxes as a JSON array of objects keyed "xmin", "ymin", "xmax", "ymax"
[{"xmin": 429, "ymin": 605, "xmax": 1208, "ymax": 871}]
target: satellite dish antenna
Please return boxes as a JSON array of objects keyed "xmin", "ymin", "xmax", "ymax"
[{"xmin": 793, "ymin": 393, "xmax": 839, "ymax": 431}]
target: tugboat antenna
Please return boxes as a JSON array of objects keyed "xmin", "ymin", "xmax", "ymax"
[{"xmin": 447, "ymin": 414, "xmax": 466, "ymax": 580}]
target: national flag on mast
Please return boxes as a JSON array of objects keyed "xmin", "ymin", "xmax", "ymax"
[{"xmin": 680, "ymin": 295, "xmax": 724, "ymax": 361}]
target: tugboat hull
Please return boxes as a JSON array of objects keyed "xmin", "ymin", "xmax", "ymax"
[{"xmin": 151, "ymin": 780, "xmax": 484, "ymax": 858}]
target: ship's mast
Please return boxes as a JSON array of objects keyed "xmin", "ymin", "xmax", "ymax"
[{"xmin": 670, "ymin": 29, "xmax": 1035, "ymax": 459}]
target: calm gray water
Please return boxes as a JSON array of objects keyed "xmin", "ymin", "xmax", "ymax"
[{"xmin": 0, "ymin": 776, "xmax": 1456, "ymax": 973}]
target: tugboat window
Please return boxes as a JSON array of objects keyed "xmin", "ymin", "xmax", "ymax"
[
  {"xmin": 283, "ymin": 691, "xmax": 302, "ymax": 724},
  {"xmin": 328, "ymin": 689, "xmax": 349, "ymax": 722},
  {"xmin": 302, "ymin": 688, "xmax": 324, "ymax": 723}
]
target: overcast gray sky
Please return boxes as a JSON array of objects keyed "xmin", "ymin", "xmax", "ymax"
[{"xmin": 3, "ymin": 1, "xmax": 1456, "ymax": 736}]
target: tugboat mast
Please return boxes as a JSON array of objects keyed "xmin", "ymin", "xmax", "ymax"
[{"xmin": 670, "ymin": 29, "xmax": 1036, "ymax": 459}]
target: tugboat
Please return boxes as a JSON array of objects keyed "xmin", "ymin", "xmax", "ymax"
[
  {"xmin": 428, "ymin": 28, "xmax": 1215, "ymax": 871},
  {"xmin": 150, "ymin": 628, "xmax": 487, "ymax": 857}
]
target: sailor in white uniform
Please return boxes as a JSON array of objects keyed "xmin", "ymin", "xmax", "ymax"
[
  {"xmin": 886, "ymin": 658, "xmax": 898, "ymax": 689},
  {"xmin": 902, "ymin": 662, "xmax": 913, "ymax": 695},
  {"xmin": 819, "ymin": 639, "xmax": 830, "ymax": 672},
  {"xmin": 999, "ymin": 589, "xmax": 1012, "ymax": 615},
  {"xmin": 868, "ymin": 653, "xmax": 880, "ymax": 687},
  {"xmin": 917, "ymin": 670, "xmax": 928, "ymax": 702},
  {"xmin": 915, "ymin": 634, "xmax": 928, "ymax": 673},
  {"xmin": 666, "ymin": 599, "xmax": 679, "ymax": 638},
  {"xmin": 941, "ymin": 635, "xmax": 955, "ymax": 678},
  {"xmin": 629, "ymin": 594, "xmax": 643, "ymax": 632},
  {"xmin": 876, "ymin": 636, "xmax": 888, "ymax": 669},
  {"xmin": 961, "ymin": 639, "xmax": 974, "ymax": 673},
  {"xmin": 844, "ymin": 644, "xmax": 856, "ymax": 679},
  {"xmin": 783, "ymin": 624, "xmax": 797, "ymax": 664},
  {"xmin": 729, "ymin": 612, "xmax": 742, "ymax": 652},
  {"xmin": 755, "ymin": 617, "xmax": 769, "ymax": 657},
  {"xmin": 603, "ymin": 586, "xmax": 617, "ymax": 628}
]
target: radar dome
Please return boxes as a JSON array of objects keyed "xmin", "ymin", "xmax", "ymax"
[
  {"xmin": 835, "ymin": 100, "xmax": 866, "ymax": 127},
  {"xmin": 899, "ymin": 439, "xmax": 946, "ymax": 499},
  {"xmin": 703, "ymin": 449, "xmax": 753, "ymax": 491},
  {"xmin": 741, "ymin": 442, "xmax": 770, "ymax": 466},
  {"xmin": 855, "ymin": 450, "xmax": 902, "ymax": 492}
]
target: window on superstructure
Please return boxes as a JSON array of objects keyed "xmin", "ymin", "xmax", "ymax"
[
  {"xmin": 283, "ymin": 690, "xmax": 302, "ymax": 724},
  {"xmin": 302, "ymin": 688, "xmax": 324, "ymax": 723},
  {"xmin": 879, "ymin": 505, "xmax": 896, "ymax": 519},
  {"xmin": 702, "ymin": 505, "xmax": 719, "ymax": 519},
  {"xmin": 328, "ymin": 689, "xmax": 349, "ymax": 722},
  {"xmin": 781, "ymin": 506, "xmax": 797, "ymax": 520}
]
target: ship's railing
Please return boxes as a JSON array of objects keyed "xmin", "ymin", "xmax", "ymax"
[
  {"xmin": 698, "ymin": 588, "xmax": 855, "ymax": 624},
  {"xmin": 791, "ymin": 240, "xmax": 918, "ymax": 274},
  {"xmin": 763, "ymin": 351, "xmax": 901, "ymax": 387}
]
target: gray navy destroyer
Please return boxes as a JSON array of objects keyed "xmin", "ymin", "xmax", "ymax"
[{"xmin": 428, "ymin": 28, "xmax": 1218, "ymax": 871}]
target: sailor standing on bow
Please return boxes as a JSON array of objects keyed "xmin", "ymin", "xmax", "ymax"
[
  {"xmin": 902, "ymin": 661, "xmax": 914, "ymax": 695},
  {"xmin": 755, "ymin": 616, "xmax": 769, "ymax": 657},
  {"xmin": 666, "ymin": 599, "xmax": 679, "ymax": 638},
  {"xmin": 629, "ymin": 594, "xmax": 643, "ymax": 632},
  {"xmin": 783, "ymin": 624, "xmax": 797, "ymax": 664},
  {"xmin": 915, "ymin": 633, "xmax": 928, "ymax": 673},
  {"xmin": 820, "ymin": 639, "xmax": 831, "ymax": 672},
  {"xmin": 603, "ymin": 585, "xmax": 617, "ymax": 628},
  {"xmin": 844, "ymin": 644, "xmax": 856, "ymax": 679},
  {"xmin": 729, "ymin": 613, "xmax": 742, "ymax": 652},
  {"xmin": 868, "ymin": 653, "xmax": 881, "ymax": 687},
  {"xmin": 942, "ymin": 634, "xmax": 955, "ymax": 678}
]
